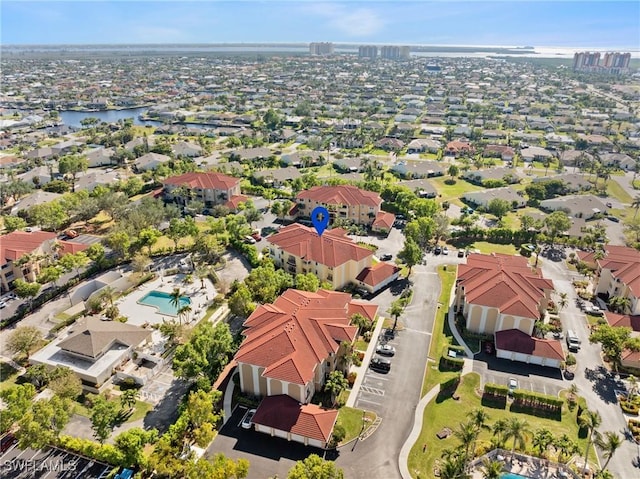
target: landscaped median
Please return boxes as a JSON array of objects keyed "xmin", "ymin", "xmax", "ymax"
[
  {"xmin": 334, "ymin": 407, "xmax": 377, "ymax": 446},
  {"xmin": 407, "ymin": 373, "xmax": 593, "ymax": 479}
]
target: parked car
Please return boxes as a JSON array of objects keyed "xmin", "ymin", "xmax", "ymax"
[
  {"xmin": 243, "ymin": 235, "xmax": 257, "ymax": 244},
  {"xmin": 370, "ymin": 356, "xmax": 391, "ymax": 372},
  {"xmin": 241, "ymin": 409, "xmax": 257, "ymax": 429},
  {"xmin": 380, "ymin": 253, "xmax": 393, "ymax": 261},
  {"xmin": 0, "ymin": 434, "xmax": 16, "ymax": 453},
  {"xmin": 442, "ymin": 247, "xmax": 449, "ymax": 255},
  {"xmin": 434, "ymin": 246, "xmax": 442, "ymax": 255},
  {"xmin": 251, "ymin": 231, "xmax": 262, "ymax": 241},
  {"xmin": 457, "ymin": 249, "xmax": 465, "ymax": 258},
  {"xmin": 376, "ymin": 344, "xmax": 396, "ymax": 356},
  {"xmin": 381, "ymin": 328, "xmax": 395, "ymax": 340},
  {"xmin": 0, "ymin": 300, "xmax": 7, "ymax": 309},
  {"xmin": 508, "ymin": 378, "xmax": 518, "ymax": 394}
]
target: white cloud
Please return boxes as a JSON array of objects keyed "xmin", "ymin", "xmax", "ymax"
[{"xmin": 306, "ymin": 3, "xmax": 384, "ymax": 37}]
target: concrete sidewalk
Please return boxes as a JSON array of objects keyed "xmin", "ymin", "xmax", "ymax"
[{"xmin": 345, "ymin": 313, "xmax": 387, "ymax": 408}]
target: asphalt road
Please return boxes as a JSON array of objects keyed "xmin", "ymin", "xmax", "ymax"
[{"xmin": 541, "ymin": 253, "xmax": 638, "ymax": 479}]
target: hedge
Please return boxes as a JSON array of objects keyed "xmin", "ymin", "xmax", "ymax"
[
  {"xmin": 511, "ymin": 390, "xmax": 563, "ymax": 412},
  {"xmin": 57, "ymin": 435, "xmax": 124, "ymax": 466},
  {"xmin": 483, "ymin": 383, "xmax": 509, "ymax": 397}
]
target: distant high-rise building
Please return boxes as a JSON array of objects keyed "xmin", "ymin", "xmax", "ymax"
[
  {"xmin": 380, "ymin": 45, "xmax": 410, "ymax": 60},
  {"xmin": 358, "ymin": 45, "xmax": 378, "ymax": 59},
  {"xmin": 309, "ymin": 42, "xmax": 334, "ymax": 56},
  {"xmin": 573, "ymin": 51, "xmax": 631, "ymax": 74}
]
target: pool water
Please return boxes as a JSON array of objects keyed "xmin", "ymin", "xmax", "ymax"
[
  {"xmin": 501, "ymin": 473, "xmax": 533, "ymax": 479},
  {"xmin": 138, "ymin": 290, "xmax": 191, "ymax": 316}
]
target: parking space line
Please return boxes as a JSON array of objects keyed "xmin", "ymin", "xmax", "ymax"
[
  {"xmin": 364, "ymin": 375, "xmax": 389, "ymax": 382},
  {"xmin": 360, "ymin": 386, "xmax": 385, "ymax": 396},
  {"xmin": 356, "ymin": 397, "xmax": 382, "ymax": 406}
]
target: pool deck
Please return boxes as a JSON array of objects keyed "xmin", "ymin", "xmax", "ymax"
[
  {"xmin": 469, "ymin": 450, "xmax": 581, "ymax": 479},
  {"xmin": 116, "ymin": 273, "xmax": 216, "ymax": 328}
]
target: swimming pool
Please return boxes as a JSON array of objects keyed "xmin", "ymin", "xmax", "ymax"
[
  {"xmin": 138, "ymin": 290, "xmax": 191, "ymax": 316},
  {"xmin": 501, "ymin": 473, "xmax": 533, "ymax": 479}
]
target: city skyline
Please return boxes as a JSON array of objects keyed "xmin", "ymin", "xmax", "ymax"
[{"xmin": 2, "ymin": 1, "xmax": 639, "ymax": 49}]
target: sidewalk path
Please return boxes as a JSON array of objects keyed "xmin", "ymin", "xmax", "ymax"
[{"xmin": 345, "ymin": 312, "xmax": 387, "ymax": 408}]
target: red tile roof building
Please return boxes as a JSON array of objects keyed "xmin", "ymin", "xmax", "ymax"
[
  {"xmin": 268, "ymin": 224, "xmax": 373, "ymax": 289},
  {"xmin": 252, "ymin": 395, "xmax": 338, "ymax": 448},
  {"xmin": 371, "ymin": 211, "xmax": 396, "ymax": 234},
  {"xmin": 455, "ymin": 253, "xmax": 554, "ymax": 336},
  {"xmin": 494, "ymin": 329, "xmax": 564, "ymax": 368},
  {"xmin": 162, "ymin": 172, "xmax": 241, "ymax": 208},
  {"xmin": 295, "ymin": 185, "xmax": 382, "ymax": 226},
  {"xmin": 355, "ymin": 262, "xmax": 400, "ymax": 293},
  {"xmin": 579, "ymin": 245, "xmax": 640, "ymax": 315},
  {"xmin": 0, "ymin": 230, "xmax": 88, "ymax": 292},
  {"xmin": 235, "ymin": 288, "xmax": 377, "ymax": 405}
]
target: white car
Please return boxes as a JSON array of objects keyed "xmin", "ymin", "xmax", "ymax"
[
  {"xmin": 376, "ymin": 344, "xmax": 396, "ymax": 356},
  {"xmin": 508, "ymin": 378, "xmax": 518, "ymax": 393},
  {"xmin": 0, "ymin": 300, "xmax": 6, "ymax": 309},
  {"xmin": 241, "ymin": 409, "xmax": 256, "ymax": 429}
]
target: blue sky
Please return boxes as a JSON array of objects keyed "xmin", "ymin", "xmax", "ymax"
[{"xmin": 2, "ymin": 1, "xmax": 638, "ymax": 48}]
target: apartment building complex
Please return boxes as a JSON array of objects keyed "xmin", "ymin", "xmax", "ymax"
[
  {"xmin": 573, "ymin": 51, "xmax": 631, "ymax": 74},
  {"xmin": 162, "ymin": 172, "xmax": 241, "ymax": 208},
  {"xmin": 309, "ymin": 42, "xmax": 334, "ymax": 56},
  {"xmin": 294, "ymin": 184, "xmax": 383, "ymax": 226},
  {"xmin": 0, "ymin": 230, "xmax": 87, "ymax": 293}
]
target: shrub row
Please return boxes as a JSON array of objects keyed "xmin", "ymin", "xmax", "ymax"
[
  {"xmin": 484, "ymin": 383, "xmax": 509, "ymax": 397},
  {"xmin": 512, "ymin": 390, "xmax": 563, "ymax": 411},
  {"xmin": 57, "ymin": 435, "xmax": 124, "ymax": 466}
]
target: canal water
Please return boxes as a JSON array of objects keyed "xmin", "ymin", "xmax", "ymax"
[{"xmin": 58, "ymin": 107, "xmax": 162, "ymax": 128}]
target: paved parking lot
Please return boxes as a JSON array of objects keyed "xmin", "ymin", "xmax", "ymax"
[
  {"xmin": 207, "ymin": 405, "xmax": 325, "ymax": 479},
  {"xmin": 0, "ymin": 444, "xmax": 114, "ymax": 479},
  {"xmin": 354, "ymin": 334, "xmax": 401, "ymax": 412},
  {"xmin": 473, "ymin": 353, "xmax": 566, "ymax": 397}
]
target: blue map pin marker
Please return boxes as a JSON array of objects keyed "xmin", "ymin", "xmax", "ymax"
[{"xmin": 311, "ymin": 206, "xmax": 330, "ymax": 237}]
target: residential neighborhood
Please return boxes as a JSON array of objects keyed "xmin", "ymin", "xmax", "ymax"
[{"xmin": 0, "ymin": 39, "xmax": 639, "ymax": 479}]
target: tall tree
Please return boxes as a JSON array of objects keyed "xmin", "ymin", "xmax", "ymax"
[
  {"xmin": 324, "ymin": 371, "xmax": 349, "ymax": 407},
  {"xmin": 398, "ymin": 238, "xmax": 422, "ymax": 275},
  {"xmin": 90, "ymin": 394, "xmax": 119, "ymax": 443},
  {"xmin": 504, "ymin": 417, "xmax": 530, "ymax": 458},
  {"xmin": 114, "ymin": 427, "xmax": 158, "ymax": 469},
  {"xmin": 7, "ymin": 326, "xmax": 42, "ymax": 360},
  {"xmin": 58, "ymin": 154, "xmax": 89, "ymax": 192},
  {"xmin": 287, "ymin": 454, "xmax": 343, "ymax": 479},
  {"xmin": 578, "ymin": 409, "xmax": 602, "ymax": 476},
  {"xmin": 597, "ymin": 431, "xmax": 622, "ymax": 471}
]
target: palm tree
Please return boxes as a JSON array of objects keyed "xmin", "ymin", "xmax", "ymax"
[
  {"xmin": 608, "ymin": 296, "xmax": 631, "ymax": 314},
  {"xmin": 532, "ymin": 428, "xmax": 554, "ymax": 458},
  {"xmin": 120, "ymin": 388, "xmax": 139, "ymax": 411},
  {"xmin": 554, "ymin": 433, "xmax": 579, "ymax": 463},
  {"xmin": 467, "ymin": 408, "xmax": 490, "ymax": 461},
  {"xmin": 632, "ymin": 195, "xmax": 640, "ymax": 219},
  {"xmin": 177, "ymin": 304, "xmax": 192, "ymax": 325},
  {"xmin": 504, "ymin": 417, "xmax": 530, "ymax": 459},
  {"xmin": 194, "ymin": 263, "xmax": 210, "ymax": 290},
  {"xmin": 490, "ymin": 418, "xmax": 509, "ymax": 449},
  {"xmin": 170, "ymin": 287, "xmax": 185, "ymax": 320},
  {"xmin": 596, "ymin": 431, "xmax": 622, "ymax": 471},
  {"xmin": 578, "ymin": 409, "xmax": 602, "ymax": 476},
  {"xmin": 453, "ymin": 421, "xmax": 478, "ymax": 470},
  {"xmin": 439, "ymin": 451, "xmax": 467, "ymax": 479},
  {"xmin": 480, "ymin": 458, "xmax": 503, "ymax": 479},
  {"xmin": 388, "ymin": 300, "xmax": 404, "ymax": 331}
]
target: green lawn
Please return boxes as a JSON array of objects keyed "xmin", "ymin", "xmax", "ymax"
[
  {"xmin": 431, "ymin": 177, "xmax": 483, "ymax": 203},
  {"xmin": 421, "ymin": 266, "xmax": 458, "ymax": 396},
  {"xmin": 74, "ymin": 397, "xmax": 152, "ymax": 424},
  {"xmin": 335, "ymin": 407, "xmax": 377, "ymax": 444},
  {"xmin": 468, "ymin": 242, "xmax": 517, "ymax": 255},
  {"xmin": 408, "ymin": 373, "xmax": 593, "ymax": 479},
  {"xmin": 607, "ymin": 179, "xmax": 633, "ymax": 204},
  {"xmin": 0, "ymin": 362, "xmax": 20, "ymax": 392}
]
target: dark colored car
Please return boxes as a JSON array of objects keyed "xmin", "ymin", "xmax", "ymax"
[
  {"xmin": 434, "ymin": 246, "xmax": 442, "ymax": 255},
  {"xmin": 370, "ymin": 356, "xmax": 391, "ymax": 372},
  {"xmin": 0, "ymin": 434, "xmax": 16, "ymax": 453},
  {"xmin": 380, "ymin": 254, "xmax": 393, "ymax": 261},
  {"xmin": 457, "ymin": 250, "xmax": 465, "ymax": 258}
]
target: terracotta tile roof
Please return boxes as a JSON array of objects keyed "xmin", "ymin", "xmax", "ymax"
[
  {"xmin": 225, "ymin": 194, "xmax": 249, "ymax": 210},
  {"xmin": 1, "ymin": 230, "xmax": 57, "ymax": 265},
  {"xmin": 372, "ymin": 211, "xmax": 395, "ymax": 230},
  {"xmin": 356, "ymin": 262, "xmax": 400, "ymax": 287},
  {"xmin": 235, "ymin": 289, "xmax": 377, "ymax": 385},
  {"xmin": 268, "ymin": 224, "xmax": 373, "ymax": 268},
  {"xmin": 296, "ymin": 185, "xmax": 382, "ymax": 208},
  {"xmin": 457, "ymin": 253, "xmax": 553, "ymax": 319},
  {"xmin": 495, "ymin": 329, "xmax": 565, "ymax": 361},
  {"xmin": 604, "ymin": 311, "xmax": 640, "ymax": 332},
  {"xmin": 252, "ymin": 394, "xmax": 338, "ymax": 442},
  {"xmin": 579, "ymin": 246, "xmax": 640, "ymax": 297},
  {"xmin": 163, "ymin": 171, "xmax": 240, "ymax": 190},
  {"xmin": 622, "ymin": 349, "xmax": 640, "ymax": 365}
]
